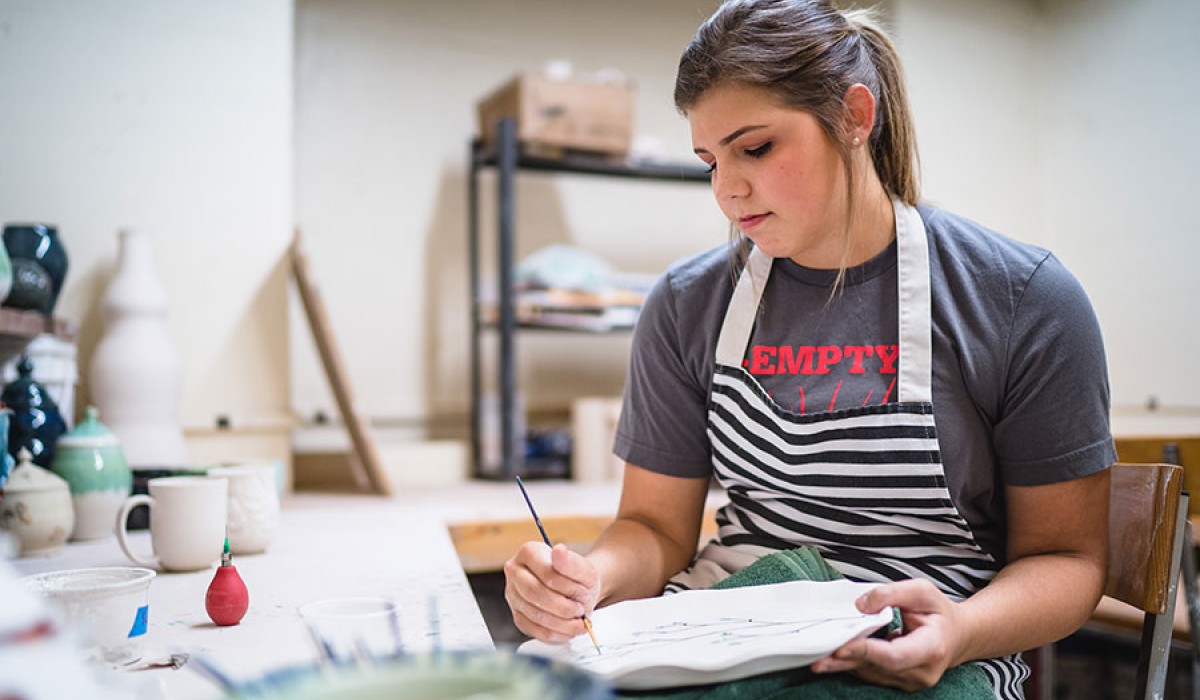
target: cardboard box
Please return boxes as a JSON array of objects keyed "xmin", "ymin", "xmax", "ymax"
[{"xmin": 477, "ymin": 73, "xmax": 634, "ymax": 157}]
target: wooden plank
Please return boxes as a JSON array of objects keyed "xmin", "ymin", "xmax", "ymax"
[
  {"xmin": 448, "ymin": 508, "xmax": 721, "ymax": 574},
  {"xmin": 289, "ymin": 229, "xmax": 391, "ymax": 496}
]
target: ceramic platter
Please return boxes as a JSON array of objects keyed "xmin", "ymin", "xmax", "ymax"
[{"xmin": 232, "ymin": 650, "xmax": 612, "ymax": 700}]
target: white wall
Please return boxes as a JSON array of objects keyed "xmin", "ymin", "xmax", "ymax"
[
  {"xmin": 0, "ymin": 1, "xmax": 294, "ymax": 462},
  {"xmin": 2, "ymin": 0, "xmax": 1190, "ymax": 464},
  {"xmin": 895, "ymin": 0, "xmax": 1199, "ymax": 432},
  {"xmin": 293, "ymin": 0, "xmax": 727, "ymax": 430},
  {"xmin": 1036, "ymin": 0, "xmax": 1200, "ymax": 432},
  {"xmin": 295, "ymin": 0, "xmax": 1200, "ymax": 439},
  {"xmin": 892, "ymin": 0, "xmax": 1045, "ymax": 242}
]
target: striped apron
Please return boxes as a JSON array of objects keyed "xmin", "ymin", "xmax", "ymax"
[{"xmin": 667, "ymin": 201, "xmax": 1028, "ymax": 699}]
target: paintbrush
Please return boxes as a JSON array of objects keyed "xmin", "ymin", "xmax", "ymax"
[{"xmin": 515, "ymin": 475, "xmax": 601, "ymax": 655}]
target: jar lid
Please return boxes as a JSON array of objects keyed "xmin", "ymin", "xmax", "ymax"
[
  {"xmin": 0, "ymin": 357, "xmax": 58, "ymax": 413},
  {"xmin": 57, "ymin": 405, "xmax": 119, "ymax": 448},
  {"xmin": 3, "ymin": 448, "xmax": 68, "ymax": 494}
]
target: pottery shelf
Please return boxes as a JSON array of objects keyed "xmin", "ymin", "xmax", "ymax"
[
  {"xmin": 467, "ymin": 119, "xmax": 711, "ymax": 480},
  {"xmin": 0, "ymin": 308, "xmax": 76, "ymax": 367}
]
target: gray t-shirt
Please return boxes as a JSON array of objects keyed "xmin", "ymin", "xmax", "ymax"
[{"xmin": 614, "ymin": 204, "xmax": 1116, "ymax": 561}]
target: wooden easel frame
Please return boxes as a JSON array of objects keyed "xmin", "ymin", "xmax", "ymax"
[{"xmin": 289, "ymin": 229, "xmax": 392, "ymax": 495}]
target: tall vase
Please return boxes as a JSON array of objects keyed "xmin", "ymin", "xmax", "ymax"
[{"xmin": 88, "ymin": 229, "xmax": 187, "ymax": 476}]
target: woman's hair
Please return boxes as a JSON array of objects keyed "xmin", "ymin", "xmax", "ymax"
[{"xmin": 676, "ymin": 0, "xmax": 919, "ymax": 277}]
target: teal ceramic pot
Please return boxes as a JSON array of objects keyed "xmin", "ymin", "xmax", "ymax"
[{"xmin": 50, "ymin": 405, "xmax": 132, "ymax": 541}]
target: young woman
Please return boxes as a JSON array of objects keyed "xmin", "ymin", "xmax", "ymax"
[{"xmin": 504, "ymin": 1, "xmax": 1113, "ymax": 697}]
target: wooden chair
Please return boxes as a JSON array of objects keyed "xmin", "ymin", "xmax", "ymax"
[
  {"xmin": 1027, "ymin": 462, "xmax": 1191, "ymax": 700},
  {"xmin": 1106, "ymin": 461, "xmax": 1189, "ymax": 699}
]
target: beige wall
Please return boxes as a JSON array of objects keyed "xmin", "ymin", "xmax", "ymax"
[
  {"xmin": 1, "ymin": 0, "xmax": 1194, "ymax": 465},
  {"xmin": 292, "ymin": 0, "xmax": 727, "ymax": 437},
  {"xmin": 295, "ymin": 0, "xmax": 1200, "ymax": 441},
  {"xmin": 0, "ymin": 1, "xmax": 294, "ymax": 466},
  {"xmin": 1036, "ymin": 0, "xmax": 1200, "ymax": 433}
]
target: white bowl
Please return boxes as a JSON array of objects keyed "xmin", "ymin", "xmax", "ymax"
[{"xmin": 22, "ymin": 566, "xmax": 155, "ymax": 663}]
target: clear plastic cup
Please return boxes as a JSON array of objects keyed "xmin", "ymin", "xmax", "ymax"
[{"xmin": 298, "ymin": 597, "xmax": 402, "ymax": 665}]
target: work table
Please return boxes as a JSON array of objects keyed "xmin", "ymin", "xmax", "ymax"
[{"xmin": 10, "ymin": 493, "xmax": 498, "ymax": 699}]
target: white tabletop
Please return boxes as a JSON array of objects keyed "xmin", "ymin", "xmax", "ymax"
[{"xmin": 10, "ymin": 493, "xmax": 494, "ymax": 699}]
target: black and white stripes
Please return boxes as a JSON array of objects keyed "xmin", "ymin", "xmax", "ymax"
[{"xmin": 708, "ymin": 366, "xmax": 997, "ymax": 601}]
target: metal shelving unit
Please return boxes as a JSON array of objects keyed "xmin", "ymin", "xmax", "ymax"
[{"xmin": 468, "ymin": 116, "xmax": 710, "ymax": 480}]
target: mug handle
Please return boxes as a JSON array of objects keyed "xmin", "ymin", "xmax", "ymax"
[{"xmin": 115, "ymin": 494, "xmax": 158, "ymax": 568}]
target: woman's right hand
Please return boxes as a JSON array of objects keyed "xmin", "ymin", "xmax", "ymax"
[{"xmin": 504, "ymin": 541, "xmax": 600, "ymax": 643}]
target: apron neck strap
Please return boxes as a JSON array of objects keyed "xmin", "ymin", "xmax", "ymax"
[
  {"xmin": 713, "ymin": 200, "xmax": 934, "ymax": 404},
  {"xmin": 893, "ymin": 200, "xmax": 932, "ymax": 403}
]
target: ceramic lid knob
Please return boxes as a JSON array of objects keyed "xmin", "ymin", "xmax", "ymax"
[
  {"xmin": 57, "ymin": 405, "xmax": 121, "ymax": 448},
  {"xmin": 3, "ymin": 448, "xmax": 69, "ymax": 494}
]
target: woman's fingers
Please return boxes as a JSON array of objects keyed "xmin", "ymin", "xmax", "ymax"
[
  {"xmin": 503, "ymin": 541, "xmax": 597, "ymax": 641},
  {"xmin": 812, "ymin": 579, "xmax": 959, "ymax": 691},
  {"xmin": 550, "ymin": 544, "xmax": 601, "ymax": 610},
  {"xmin": 855, "ymin": 578, "xmax": 944, "ymax": 615}
]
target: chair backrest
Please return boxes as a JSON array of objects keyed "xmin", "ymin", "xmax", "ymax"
[
  {"xmin": 1105, "ymin": 461, "xmax": 1189, "ymax": 700},
  {"xmin": 1113, "ymin": 437, "xmax": 1197, "ymax": 514}
]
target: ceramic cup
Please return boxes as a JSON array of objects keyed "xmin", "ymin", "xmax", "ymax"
[
  {"xmin": 206, "ymin": 464, "xmax": 280, "ymax": 555},
  {"xmin": 116, "ymin": 476, "xmax": 228, "ymax": 572}
]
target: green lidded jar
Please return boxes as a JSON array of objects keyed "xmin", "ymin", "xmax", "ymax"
[{"xmin": 50, "ymin": 405, "xmax": 132, "ymax": 541}]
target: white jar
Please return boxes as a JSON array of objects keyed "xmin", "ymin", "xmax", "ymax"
[{"xmin": 1, "ymin": 449, "xmax": 75, "ymax": 556}]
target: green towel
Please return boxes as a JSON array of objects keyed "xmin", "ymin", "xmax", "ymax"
[{"xmin": 616, "ymin": 547, "xmax": 994, "ymax": 700}]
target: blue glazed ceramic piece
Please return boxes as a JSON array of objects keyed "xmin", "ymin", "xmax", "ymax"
[
  {"xmin": 0, "ymin": 410, "xmax": 12, "ymax": 489},
  {"xmin": 2, "ymin": 356, "xmax": 68, "ymax": 468},
  {"xmin": 4, "ymin": 258, "xmax": 52, "ymax": 311},
  {"xmin": 2, "ymin": 222, "xmax": 69, "ymax": 314}
]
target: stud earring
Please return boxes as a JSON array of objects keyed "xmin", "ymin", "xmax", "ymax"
[{"xmin": 852, "ymin": 136, "xmax": 861, "ymax": 146}]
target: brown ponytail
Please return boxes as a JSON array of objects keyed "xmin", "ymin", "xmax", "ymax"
[{"xmin": 845, "ymin": 10, "xmax": 919, "ymax": 206}]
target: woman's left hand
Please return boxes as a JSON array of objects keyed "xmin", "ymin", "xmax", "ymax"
[{"xmin": 811, "ymin": 578, "xmax": 969, "ymax": 692}]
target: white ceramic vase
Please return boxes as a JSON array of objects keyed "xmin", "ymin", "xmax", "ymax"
[{"xmin": 88, "ymin": 229, "xmax": 187, "ymax": 469}]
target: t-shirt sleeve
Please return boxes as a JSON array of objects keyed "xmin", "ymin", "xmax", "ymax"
[
  {"xmin": 994, "ymin": 253, "xmax": 1117, "ymax": 486},
  {"xmin": 613, "ymin": 272, "xmax": 714, "ymax": 478}
]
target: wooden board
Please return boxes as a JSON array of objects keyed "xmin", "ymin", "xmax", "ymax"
[
  {"xmin": 447, "ymin": 508, "xmax": 720, "ymax": 574},
  {"xmin": 289, "ymin": 230, "xmax": 391, "ymax": 495}
]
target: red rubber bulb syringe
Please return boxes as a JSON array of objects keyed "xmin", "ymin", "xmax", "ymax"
[{"xmin": 206, "ymin": 537, "xmax": 249, "ymax": 626}]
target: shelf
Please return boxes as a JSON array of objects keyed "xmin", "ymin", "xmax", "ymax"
[
  {"xmin": 471, "ymin": 139, "xmax": 711, "ymax": 184},
  {"xmin": 0, "ymin": 307, "xmax": 76, "ymax": 367},
  {"xmin": 0, "ymin": 307, "xmax": 70, "ymax": 338},
  {"xmin": 481, "ymin": 322, "xmax": 636, "ymax": 334},
  {"xmin": 468, "ymin": 118, "xmax": 710, "ymax": 480}
]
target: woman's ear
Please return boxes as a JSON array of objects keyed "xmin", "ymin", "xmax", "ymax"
[{"xmin": 844, "ymin": 83, "xmax": 877, "ymax": 145}]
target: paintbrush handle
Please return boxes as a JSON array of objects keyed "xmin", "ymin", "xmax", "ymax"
[{"xmin": 515, "ymin": 476, "xmax": 552, "ymax": 547}]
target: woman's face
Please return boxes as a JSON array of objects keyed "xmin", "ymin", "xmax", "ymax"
[{"xmin": 689, "ymin": 82, "xmax": 848, "ymax": 268}]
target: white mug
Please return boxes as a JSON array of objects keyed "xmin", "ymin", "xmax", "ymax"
[
  {"xmin": 116, "ymin": 476, "xmax": 228, "ymax": 572},
  {"xmin": 207, "ymin": 464, "xmax": 280, "ymax": 555}
]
